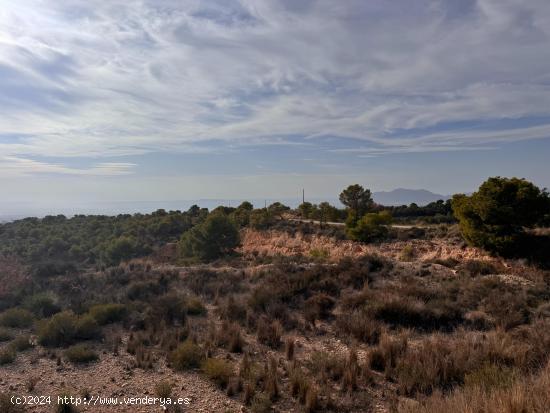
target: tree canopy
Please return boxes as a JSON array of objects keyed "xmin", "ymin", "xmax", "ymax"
[
  {"xmin": 179, "ymin": 212, "xmax": 240, "ymax": 261},
  {"xmin": 339, "ymin": 184, "xmax": 374, "ymax": 223},
  {"xmin": 452, "ymin": 177, "xmax": 550, "ymax": 255}
]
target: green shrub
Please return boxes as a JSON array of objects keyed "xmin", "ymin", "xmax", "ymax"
[
  {"xmin": 88, "ymin": 303, "xmax": 126, "ymax": 325},
  {"xmin": 74, "ymin": 315, "xmax": 101, "ymax": 340},
  {"xmin": 0, "ymin": 348, "xmax": 16, "ymax": 365},
  {"xmin": 347, "ymin": 211, "xmax": 392, "ymax": 242},
  {"xmin": 462, "ymin": 260, "xmax": 497, "ymax": 276},
  {"xmin": 154, "ymin": 380, "xmax": 173, "ymax": 399},
  {"xmin": 169, "ymin": 340, "xmax": 203, "ymax": 371},
  {"xmin": 37, "ymin": 311, "xmax": 78, "ymax": 347},
  {"xmin": 0, "ymin": 308, "xmax": 34, "ymax": 328},
  {"xmin": 179, "ymin": 212, "xmax": 240, "ymax": 261},
  {"xmin": 23, "ymin": 292, "xmax": 61, "ymax": 318},
  {"xmin": 452, "ymin": 177, "xmax": 550, "ymax": 255},
  {"xmin": 201, "ymin": 358, "xmax": 234, "ymax": 389},
  {"xmin": 250, "ymin": 392, "xmax": 272, "ymax": 413},
  {"xmin": 0, "ymin": 328, "xmax": 13, "ymax": 342},
  {"xmin": 186, "ymin": 297, "xmax": 207, "ymax": 316},
  {"xmin": 65, "ymin": 344, "xmax": 99, "ymax": 364},
  {"xmin": 400, "ymin": 245, "xmax": 415, "ymax": 261},
  {"xmin": 9, "ymin": 335, "xmax": 32, "ymax": 352},
  {"xmin": 464, "ymin": 363, "xmax": 517, "ymax": 391},
  {"xmin": 310, "ymin": 248, "xmax": 329, "ymax": 260}
]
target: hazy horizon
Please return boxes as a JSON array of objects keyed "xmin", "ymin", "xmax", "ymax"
[{"xmin": 1, "ymin": 1, "xmax": 550, "ymax": 207}]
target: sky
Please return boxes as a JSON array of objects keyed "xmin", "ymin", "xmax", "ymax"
[{"xmin": 1, "ymin": 0, "xmax": 550, "ymax": 215}]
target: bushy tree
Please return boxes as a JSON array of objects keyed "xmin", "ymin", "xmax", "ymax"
[
  {"xmin": 318, "ymin": 202, "xmax": 340, "ymax": 224},
  {"xmin": 347, "ymin": 211, "xmax": 392, "ymax": 242},
  {"xmin": 339, "ymin": 185, "xmax": 374, "ymax": 224},
  {"xmin": 298, "ymin": 202, "xmax": 314, "ymax": 219},
  {"xmin": 105, "ymin": 236, "xmax": 141, "ymax": 264},
  {"xmin": 232, "ymin": 201, "xmax": 254, "ymax": 227},
  {"xmin": 249, "ymin": 209, "xmax": 275, "ymax": 229},
  {"xmin": 267, "ymin": 202, "xmax": 290, "ymax": 218},
  {"xmin": 179, "ymin": 212, "xmax": 240, "ymax": 261},
  {"xmin": 452, "ymin": 177, "xmax": 550, "ymax": 255}
]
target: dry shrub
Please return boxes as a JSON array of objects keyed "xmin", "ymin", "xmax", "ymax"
[
  {"xmin": 256, "ymin": 317, "xmax": 282, "ymax": 349},
  {"xmin": 305, "ymin": 385, "xmax": 319, "ymax": 413},
  {"xmin": 342, "ymin": 348, "xmax": 360, "ymax": 392},
  {"xmin": 304, "ymin": 293, "xmax": 335, "ymax": 324},
  {"xmin": 65, "ymin": 344, "xmax": 98, "ymax": 364},
  {"xmin": 399, "ymin": 363, "xmax": 550, "ymax": 413},
  {"xmin": 135, "ymin": 345, "xmax": 154, "ymax": 369},
  {"xmin": 263, "ymin": 356, "xmax": 279, "ymax": 400},
  {"xmin": 308, "ymin": 351, "xmax": 345, "ymax": 383},
  {"xmin": 373, "ymin": 297, "xmax": 463, "ymax": 332},
  {"xmin": 26, "ymin": 376, "xmax": 40, "ymax": 392},
  {"xmin": 169, "ymin": 340, "xmax": 203, "ymax": 371},
  {"xmin": 289, "ymin": 365, "xmax": 311, "ymax": 403},
  {"xmin": 336, "ymin": 311, "xmax": 381, "ymax": 345},
  {"xmin": 461, "ymin": 260, "xmax": 499, "ymax": 276},
  {"xmin": 285, "ymin": 337, "xmax": 295, "ymax": 361},
  {"xmin": 154, "ymin": 379, "xmax": 173, "ymax": 399},
  {"xmin": 394, "ymin": 331, "xmax": 527, "ymax": 397},
  {"xmin": 250, "ymin": 392, "xmax": 271, "ymax": 413},
  {"xmin": 217, "ymin": 295, "xmax": 248, "ymax": 323},
  {"xmin": 369, "ymin": 331, "xmax": 408, "ymax": 376},
  {"xmin": 217, "ymin": 322, "xmax": 245, "ymax": 353},
  {"xmin": 202, "ymin": 358, "xmax": 234, "ymax": 389}
]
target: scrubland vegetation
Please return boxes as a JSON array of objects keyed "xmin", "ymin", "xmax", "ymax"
[{"xmin": 1, "ymin": 176, "xmax": 550, "ymax": 412}]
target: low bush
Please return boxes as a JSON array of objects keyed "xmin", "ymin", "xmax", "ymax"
[
  {"xmin": 154, "ymin": 380, "xmax": 173, "ymax": 399},
  {"xmin": 88, "ymin": 303, "xmax": 127, "ymax": 325},
  {"xmin": 38, "ymin": 311, "xmax": 77, "ymax": 347},
  {"xmin": 373, "ymin": 298, "xmax": 463, "ymax": 332},
  {"xmin": 186, "ymin": 296, "xmax": 207, "ymax": 316},
  {"xmin": 0, "ymin": 348, "xmax": 16, "ymax": 365},
  {"xmin": 336, "ymin": 311, "xmax": 381, "ymax": 345},
  {"xmin": 463, "ymin": 363, "xmax": 517, "ymax": 391},
  {"xmin": 250, "ymin": 392, "xmax": 271, "ymax": 413},
  {"xmin": 0, "ymin": 328, "xmax": 13, "ymax": 342},
  {"xmin": 399, "ymin": 363, "xmax": 550, "ymax": 413},
  {"xmin": 304, "ymin": 293, "xmax": 335, "ymax": 323},
  {"xmin": 65, "ymin": 344, "xmax": 99, "ymax": 364},
  {"xmin": 256, "ymin": 317, "xmax": 282, "ymax": 349},
  {"xmin": 23, "ymin": 293, "xmax": 61, "ymax": 318},
  {"xmin": 0, "ymin": 308, "xmax": 34, "ymax": 328},
  {"xmin": 169, "ymin": 340, "xmax": 203, "ymax": 371},
  {"xmin": 74, "ymin": 315, "xmax": 101, "ymax": 340},
  {"xmin": 369, "ymin": 332, "xmax": 408, "ymax": 375},
  {"xmin": 462, "ymin": 260, "xmax": 498, "ymax": 276},
  {"xmin": 201, "ymin": 358, "xmax": 234, "ymax": 389},
  {"xmin": 9, "ymin": 335, "xmax": 32, "ymax": 352}
]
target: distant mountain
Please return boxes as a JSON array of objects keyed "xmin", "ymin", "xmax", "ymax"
[{"xmin": 373, "ymin": 188, "xmax": 450, "ymax": 206}]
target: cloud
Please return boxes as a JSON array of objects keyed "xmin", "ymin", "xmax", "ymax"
[
  {"xmin": 0, "ymin": 0, "xmax": 550, "ymax": 172},
  {"xmin": 0, "ymin": 156, "xmax": 136, "ymax": 176}
]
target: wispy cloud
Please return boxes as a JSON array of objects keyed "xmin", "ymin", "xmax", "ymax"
[
  {"xmin": 0, "ymin": 0, "xmax": 550, "ymax": 174},
  {"xmin": 0, "ymin": 156, "xmax": 135, "ymax": 176}
]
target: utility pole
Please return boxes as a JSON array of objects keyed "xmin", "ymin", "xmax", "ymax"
[{"xmin": 302, "ymin": 188, "xmax": 305, "ymax": 204}]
